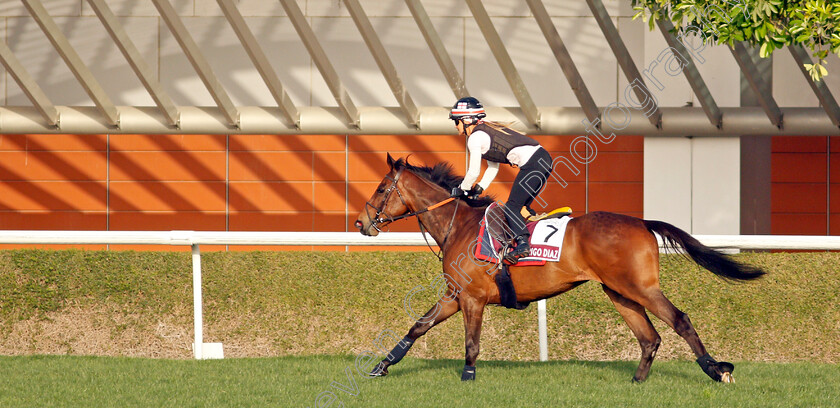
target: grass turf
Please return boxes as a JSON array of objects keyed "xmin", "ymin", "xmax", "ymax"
[{"xmin": 0, "ymin": 355, "xmax": 838, "ymax": 408}]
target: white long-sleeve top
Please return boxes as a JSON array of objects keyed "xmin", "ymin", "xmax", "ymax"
[{"xmin": 459, "ymin": 129, "xmax": 540, "ymax": 190}]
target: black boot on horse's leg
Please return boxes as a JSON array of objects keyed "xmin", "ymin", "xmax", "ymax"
[
  {"xmin": 370, "ymin": 336, "xmax": 415, "ymax": 377},
  {"xmin": 461, "ymin": 365, "xmax": 476, "ymax": 381},
  {"xmin": 697, "ymin": 353, "xmax": 735, "ymax": 383},
  {"xmin": 371, "ymin": 298, "xmax": 461, "ymax": 378}
]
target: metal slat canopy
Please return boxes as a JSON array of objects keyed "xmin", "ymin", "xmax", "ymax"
[
  {"xmin": 466, "ymin": 0, "xmax": 541, "ymax": 128},
  {"xmin": 1, "ymin": 0, "xmax": 839, "ymax": 136},
  {"xmin": 152, "ymin": 0, "xmax": 240, "ymax": 128},
  {"xmin": 788, "ymin": 46, "xmax": 840, "ymax": 128},
  {"xmin": 526, "ymin": 0, "xmax": 600, "ymax": 126},
  {"xmin": 344, "ymin": 0, "xmax": 420, "ymax": 127},
  {"xmin": 656, "ymin": 19, "xmax": 722, "ymax": 128},
  {"xmin": 405, "ymin": 0, "xmax": 469, "ymax": 98},
  {"xmin": 216, "ymin": 0, "xmax": 300, "ymax": 128},
  {"xmin": 587, "ymin": 0, "xmax": 662, "ymax": 128},
  {"xmin": 22, "ymin": 0, "xmax": 120, "ymax": 127},
  {"xmin": 0, "ymin": 40, "xmax": 59, "ymax": 126},
  {"xmin": 279, "ymin": 0, "xmax": 360, "ymax": 128},
  {"xmin": 86, "ymin": 0, "xmax": 179, "ymax": 128},
  {"xmin": 731, "ymin": 42, "xmax": 783, "ymax": 128}
]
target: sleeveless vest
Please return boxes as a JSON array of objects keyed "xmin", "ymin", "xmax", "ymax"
[{"xmin": 474, "ymin": 123, "xmax": 539, "ymax": 164}]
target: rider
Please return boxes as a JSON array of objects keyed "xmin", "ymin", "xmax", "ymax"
[{"xmin": 448, "ymin": 96, "xmax": 553, "ymax": 264}]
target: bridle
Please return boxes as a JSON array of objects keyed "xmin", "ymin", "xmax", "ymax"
[{"xmin": 363, "ymin": 167, "xmax": 459, "ymax": 259}]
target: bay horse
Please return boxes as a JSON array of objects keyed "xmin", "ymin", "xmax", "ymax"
[{"xmin": 354, "ymin": 154, "xmax": 765, "ymax": 383}]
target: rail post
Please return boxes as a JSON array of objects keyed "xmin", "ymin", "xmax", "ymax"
[{"xmin": 192, "ymin": 243, "xmax": 203, "ymax": 359}]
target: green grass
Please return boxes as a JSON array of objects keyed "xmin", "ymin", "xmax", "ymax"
[
  {"xmin": 0, "ymin": 355, "xmax": 837, "ymax": 408},
  {"xmin": 0, "ymin": 250, "xmax": 838, "ymax": 362}
]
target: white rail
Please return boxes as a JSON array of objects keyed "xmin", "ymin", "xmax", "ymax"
[{"xmin": 1, "ymin": 230, "xmax": 838, "ymax": 360}]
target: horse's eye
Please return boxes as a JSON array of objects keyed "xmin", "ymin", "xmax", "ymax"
[{"xmin": 376, "ymin": 185, "xmax": 386, "ymax": 193}]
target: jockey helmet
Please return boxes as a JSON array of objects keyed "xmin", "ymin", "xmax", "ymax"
[{"xmin": 449, "ymin": 96, "xmax": 486, "ymax": 124}]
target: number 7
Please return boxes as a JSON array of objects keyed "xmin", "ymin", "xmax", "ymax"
[{"xmin": 543, "ymin": 225, "xmax": 558, "ymax": 242}]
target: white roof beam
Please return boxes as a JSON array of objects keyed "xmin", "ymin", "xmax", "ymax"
[
  {"xmin": 527, "ymin": 0, "xmax": 599, "ymax": 126},
  {"xmin": 343, "ymin": 0, "xmax": 419, "ymax": 127},
  {"xmin": 151, "ymin": 0, "xmax": 240, "ymax": 128},
  {"xmin": 0, "ymin": 40, "xmax": 59, "ymax": 126},
  {"xmin": 217, "ymin": 0, "xmax": 299, "ymax": 128},
  {"xmin": 22, "ymin": 0, "xmax": 119, "ymax": 127},
  {"xmin": 279, "ymin": 0, "xmax": 360, "ymax": 128},
  {"xmin": 587, "ymin": 0, "xmax": 662, "ymax": 128},
  {"xmin": 1, "ymin": 106, "xmax": 837, "ymax": 136},
  {"xmin": 86, "ymin": 0, "xmax": 179, "ymax": 128},
  {"xmin": 466, "ymin": 0, "xmax": 540, "ymax": 128},
  {"xmin": 404, "ymin": 0, "xmax": 468, "ymax": 99}
]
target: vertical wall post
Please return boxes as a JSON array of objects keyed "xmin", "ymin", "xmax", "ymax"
[{"xmin": 192, "ymin": 244, "xmax": 203, "ymax": 359}]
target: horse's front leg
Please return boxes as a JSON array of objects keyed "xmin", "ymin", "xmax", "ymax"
[
  {"xmin": 460, "ymin": 297, "xmax": 486, "ymax": 381},
  {"xmin": 371, "ymin": 294, "xmax": 460, "ymax": 376}
]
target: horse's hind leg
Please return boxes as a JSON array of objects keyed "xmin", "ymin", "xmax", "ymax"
[
  {"xmin": 370, "ymin": 296, "xmax": 460, "ymax": 377},
  {"xmin": 635, "ymin": 289, "xmax": 735, "ymax": 383},
  {"xmin": 602, "ymin": 285, "xmax": 661, "ymax": 382}
]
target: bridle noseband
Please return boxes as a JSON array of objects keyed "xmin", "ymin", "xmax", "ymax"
[{"xmin": 364, "ymin": 167, "xmax": 408, "ymax": 233}]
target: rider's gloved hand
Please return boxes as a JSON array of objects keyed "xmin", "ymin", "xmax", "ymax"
[
  {"xmin": 466, "ymin": 185, "xmax": 484, "ymax": 199},
  {"xmin": 450, "ymin": 187, "xmax": 467, "ymax": 198}
]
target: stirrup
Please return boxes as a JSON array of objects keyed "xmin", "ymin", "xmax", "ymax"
[{"xmin": 504, "ymin": 239, "xmax": 530, "ymax": 264}]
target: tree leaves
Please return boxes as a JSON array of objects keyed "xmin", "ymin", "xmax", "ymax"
[
  {"xmin": 805, "ymin": 62, "xmax": 829, "ymax": 80},
  {"xmin": 632, "ymin": 0, "xmax": 840, "ymax": 81}
]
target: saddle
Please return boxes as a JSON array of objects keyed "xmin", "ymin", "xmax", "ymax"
[
  {"xmin": 477, "ymin": 203, "xmax": 572, "ymax": 265},
  {"xmin": 478, "ymin": 203, "xmax": 573, "ymax": 309},
  {"xmin": 526, "ymin": 206, "xmax": 573, "ymax": 222}
]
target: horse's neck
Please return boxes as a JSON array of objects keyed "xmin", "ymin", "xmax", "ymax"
[{"xmin": 403, "ymin": 173, "xmax": 476, "ymax": 247}]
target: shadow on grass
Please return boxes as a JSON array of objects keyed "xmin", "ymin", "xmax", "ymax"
[
  {"xmin": 386, "ymin": 358, "xmax": 629, "ymax": 378},
  {"xmin": 378, "ymin": 357, "xmax": 708, "ymax": 383}
]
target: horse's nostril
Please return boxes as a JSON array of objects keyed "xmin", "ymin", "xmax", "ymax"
[{"xmin": 354, "ymin": 220, "xmax": 363, "ymax": 229}]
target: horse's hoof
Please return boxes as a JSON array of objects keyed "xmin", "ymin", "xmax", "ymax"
[
  {"xmin": 697, "ymin": 354, "xmax": 736, "ymax": 383},
  {"xmin": 718, "ymin": 361, "xmax": 735, "ymax": 373},
  {"xmin": 717, "ymin": 361, "xmax": 734, "ymax": 383}
]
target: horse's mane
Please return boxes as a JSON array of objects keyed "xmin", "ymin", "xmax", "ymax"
[{"xmin": 392, "ymin": 157, "xmax": 495, "ymax": 208}]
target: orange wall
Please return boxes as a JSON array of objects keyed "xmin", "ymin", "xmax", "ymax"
[
  {"xmin": 771, "ymin": 136, "xmax": 840, "ymax": 235},
  {"xmin": 0, "ymin": 133, "xmax": 643, "ymax": 250}
]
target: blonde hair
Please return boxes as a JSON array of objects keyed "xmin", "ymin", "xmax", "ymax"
[{"xmin": 481, "ymin": 120, "xmax": 525, "ymax": 135}]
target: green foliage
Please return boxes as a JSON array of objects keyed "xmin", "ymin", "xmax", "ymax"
[{"xmin": 632, "ymin": 0, "xmax": 840, "ymax": 80}]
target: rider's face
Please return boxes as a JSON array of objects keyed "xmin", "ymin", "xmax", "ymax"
[{"xmin": 455, "ymin": 120, "xmax": 466, "ymax": 135}]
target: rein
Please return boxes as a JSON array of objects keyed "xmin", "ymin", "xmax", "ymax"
[
  {"xmin": 418, "ymin": 197, "xmax": 460, "ymax": 261},
  {"xmin": 388, "ymin": 197, "xmax": 454, "ymax": 222}
]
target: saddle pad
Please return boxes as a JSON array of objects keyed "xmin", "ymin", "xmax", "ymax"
[
  {"xmin": 527, "ymin": 216, "xmax": 571, "ymax": 261},
  {"xmin": 474, "ymin": 204, "xmax": 572, "ymax": 266}
]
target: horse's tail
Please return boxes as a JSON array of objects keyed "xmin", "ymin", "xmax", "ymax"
[{"xmin": 644, "ymin": 220, "xmax": 766, "ymax": 281}]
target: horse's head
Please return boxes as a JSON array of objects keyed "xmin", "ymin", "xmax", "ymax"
[{"xmin": 354, "ymin": 153, "xmax": 411, "ymax": 236}]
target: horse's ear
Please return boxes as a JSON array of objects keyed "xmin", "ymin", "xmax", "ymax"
[{"xmin": 386, "ymin": 153, "xmax": 395, "ymax": 168}]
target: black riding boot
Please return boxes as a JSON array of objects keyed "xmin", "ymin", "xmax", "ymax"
[{"xmin": 505, "ymin": 235, "xmax": 530, "ymax": 264}]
